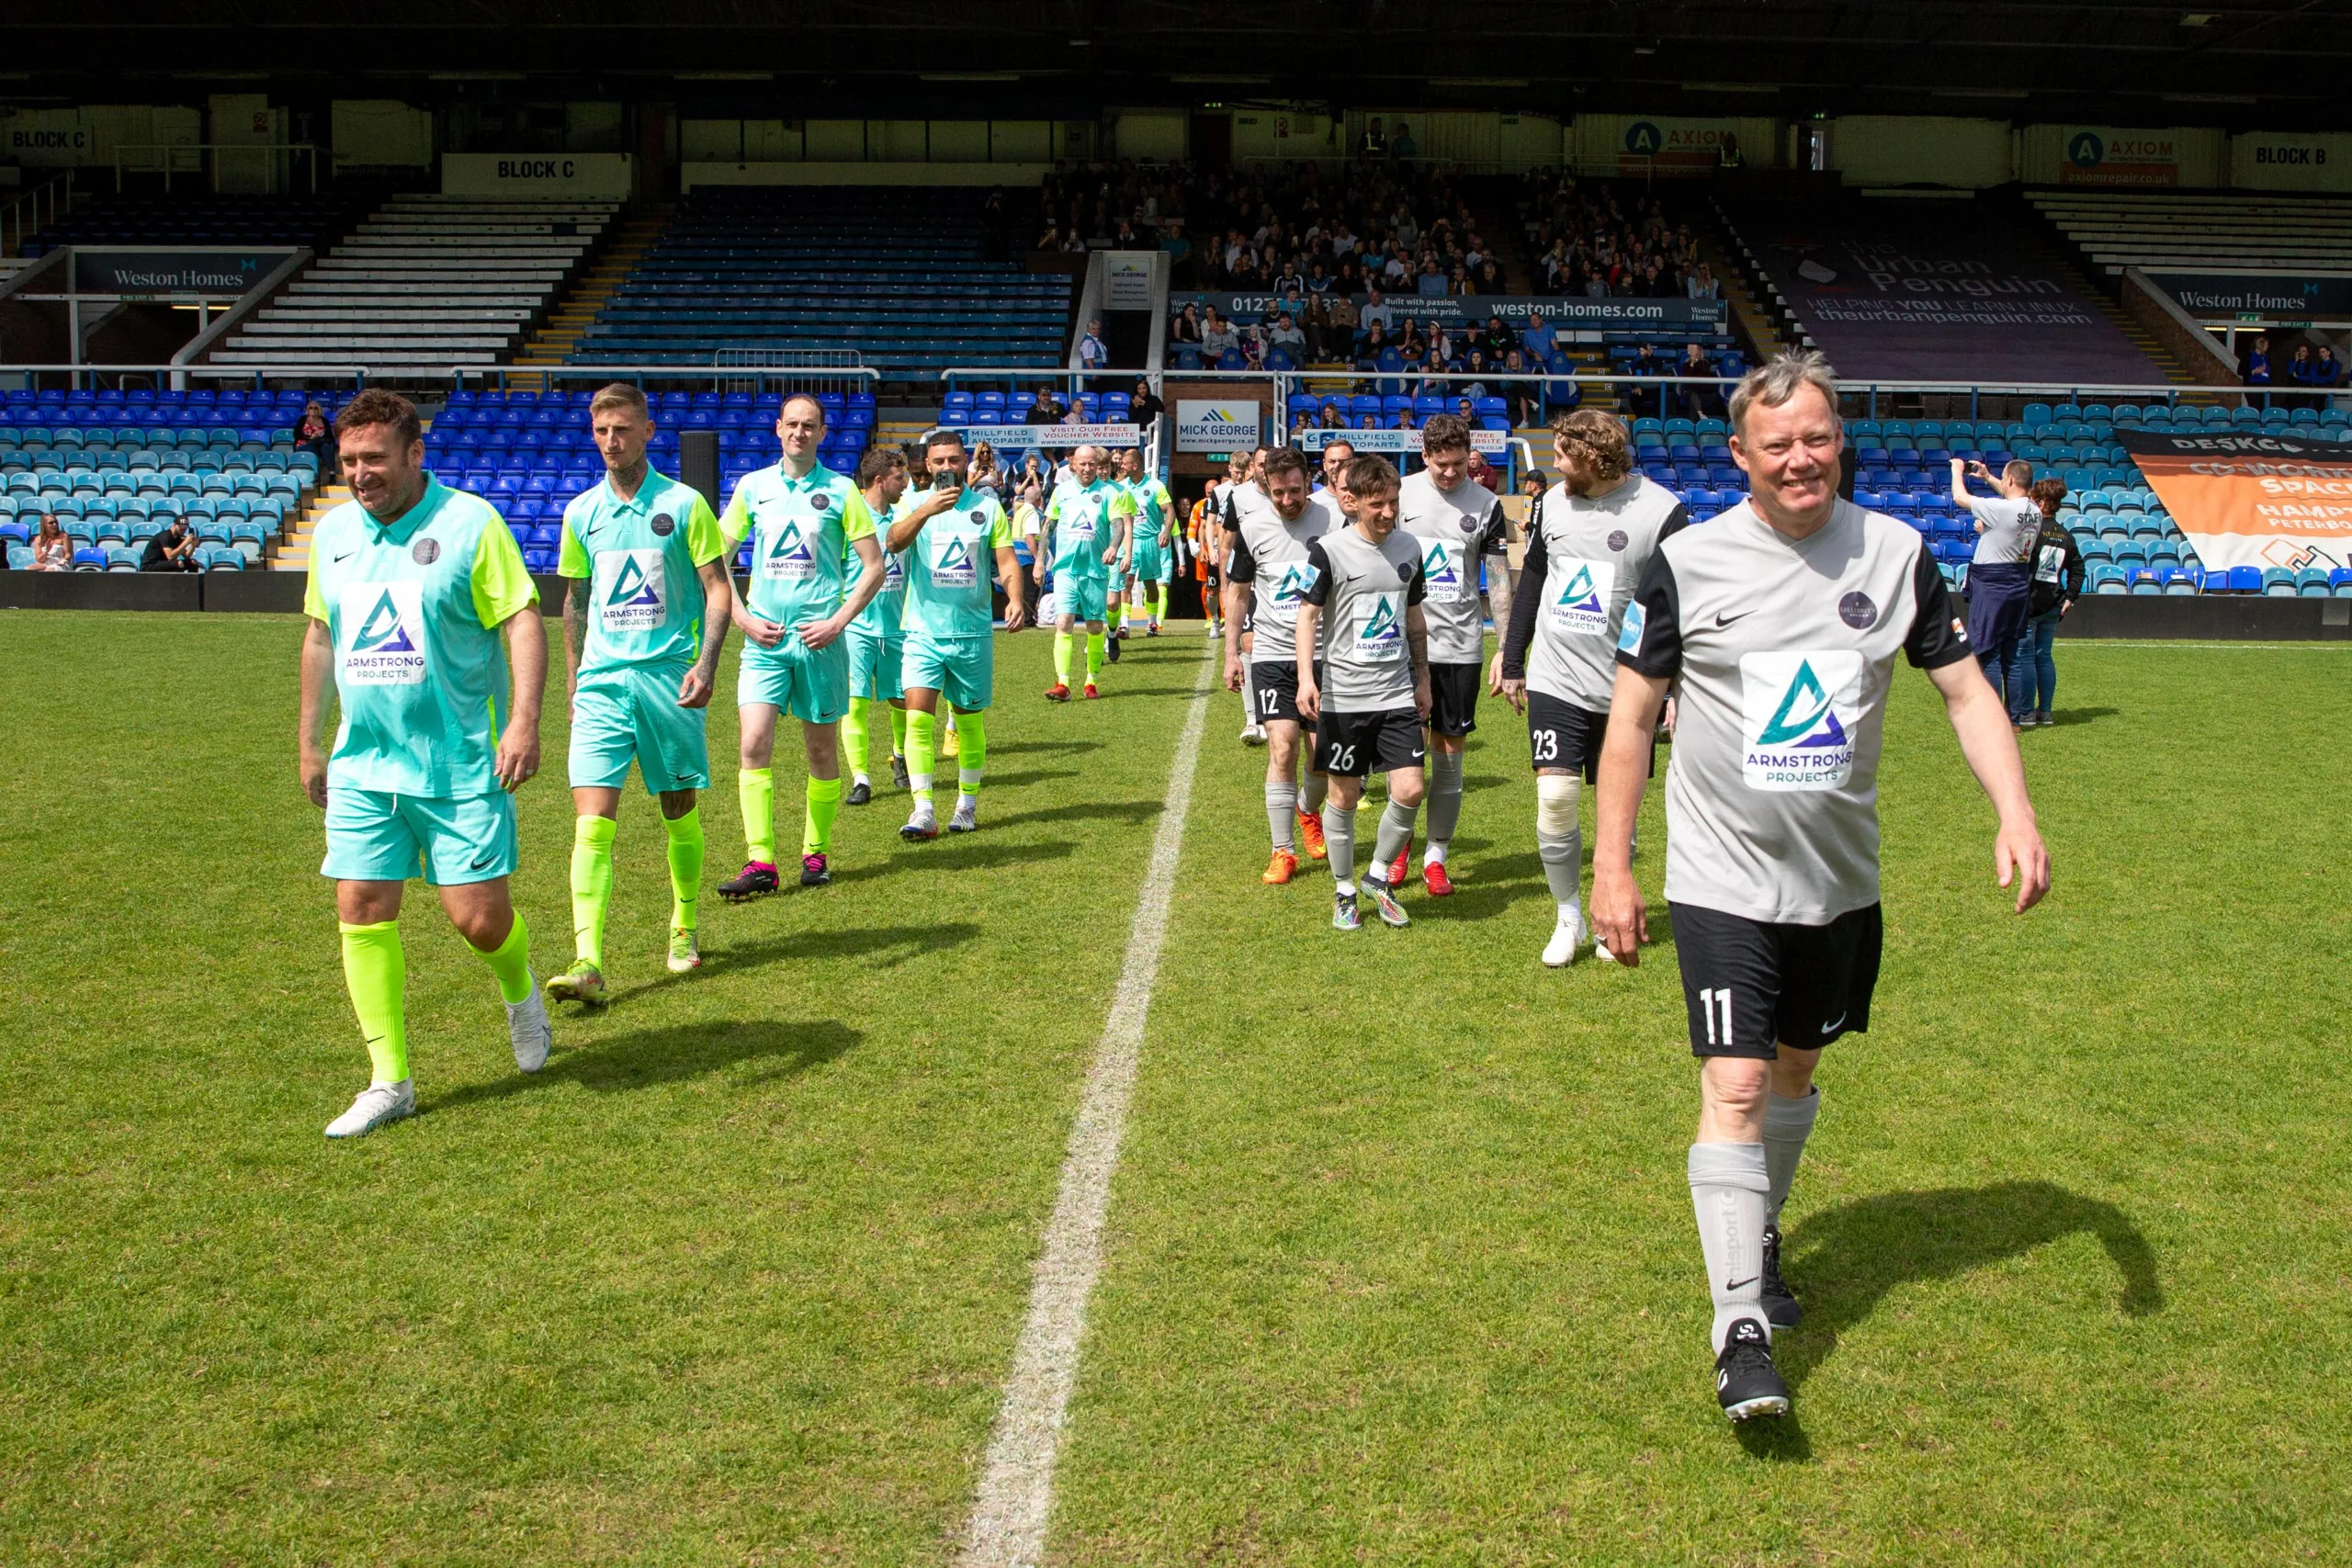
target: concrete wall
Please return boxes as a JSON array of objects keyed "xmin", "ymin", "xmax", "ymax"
[
  {"xmin": 2231, "ymin": 130, "xmax": 2352, "ymax": 193},
  {"xmin": 1832, "ymin": 116, "xmax": 2011, "ymax": 187},
  {"xmin": 332, "ymin": 100, "xmax": 434, "ymax": 167},
  {"xmin": 679, "ymin": 118, "xmax": 1057, "ymax": 164}
]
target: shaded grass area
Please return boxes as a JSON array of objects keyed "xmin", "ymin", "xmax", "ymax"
[
  {"xmin": 1052, "ymin": 643, "xmax": 2352, "ymax": 1565},
  {"xmin": 0, "ymin": 612, "xmax": 1208, "ymax": 1565}
]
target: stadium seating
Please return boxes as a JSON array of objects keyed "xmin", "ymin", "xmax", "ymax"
[
  {"xmin": 571, "ymin": 187, "xmax": 1070, "ymax": 376},
  {"xmin": 0, "ymin": 388, "xmax": 325, "ymax": 568},
  {"xmin": 1634, "ymin": 403, "xmax": 2352, "ymax": 595},
  {"xmin": 209, "ymin": 196, "xmax": 619, "ymax": 372},
  {"xmin": 2028, "ymin": 189, "xmax": 2352, "ymax": 285},
  {"xmin": 24, "ymin": 190, "xmax": 379, "ymax": 256},
  {"xmin": 425, "ymin": 387, "xmax": 876, "ymax": 575}
]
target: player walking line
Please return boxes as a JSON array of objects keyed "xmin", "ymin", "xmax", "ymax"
[{"xmin": 957, "ymin": 638, "xmax": 1216, "ymax": 1568}]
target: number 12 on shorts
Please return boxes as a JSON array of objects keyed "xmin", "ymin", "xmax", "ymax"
[{"xmin": 1697, "ymin": 987, "xmax": 1734, "ymax": 1047}]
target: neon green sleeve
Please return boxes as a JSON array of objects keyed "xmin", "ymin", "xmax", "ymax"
[
  {"xmin": 684, "ymin": 491, "xmax": 725, "ymax": 569},
  {"xmin": 1045, "ymin": 489, "xmax": 1065, "ymax": 524},
  {"xmin": 839, "ymin": 485, "xmax": 877, "ymax": 544},
  {"xmin": 556, "ymin": 502, "xmax": 591, "ymax": 579},
  {"xmin": 718, "ymin": 479, "xmax": 753, "ymax": 547},
  {"xmin": 472, "ymin": 514, "xmax": 540, "ymax": 627},
  {"xmin": 1110, "ymin": 488, "xmax": 1137, "ymax": 519},
  {"xmin": 303, "ymin": 554, "xmax": 326, "ymax": 622},
  {"xmin": 988, "ymin": 500, "xmax": 1014, "ymax": 550}
]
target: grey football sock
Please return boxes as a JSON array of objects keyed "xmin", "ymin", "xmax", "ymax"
[
  {"xmin": 1689, "ymin": 1142, "xmax": 1772, "ymax": 1352},
  {"xmin": 1264, "ymin": 781, "xmax": 1298, "ymax": 852},
  {"xmin": 1371, "ymin": 797, "xmax": 1418, "ymax": 878},
  {"xmin": 1423, "ymin": 748, "xmax": 1464, "ymax": 856},
  {"xmin": 1537, "ymin": 823, "xmax": 1582, "ymax": 908},
  {"xmin": 1763, "ymin": 1088, "xmax": 1820, "ymax": 1226},
  {"xmin": 1300, "ymin": 768, "xmax": 1329, "ymax": 815},
  {"xmin": 1322, "ymin": 802, "xmax": 1356, "ymax": 890}
]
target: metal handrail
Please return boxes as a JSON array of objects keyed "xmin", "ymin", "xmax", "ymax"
[
  {"xmin": 111, "ymin": 142, "xmax": 322, "ymax": 196},
  {"xmin": 1, "ymin": 169, "xmax": 74, "ymax": 261},
  {"xmin": 454, "ymin": 363, "xmax": 882, "ymax": 395}
]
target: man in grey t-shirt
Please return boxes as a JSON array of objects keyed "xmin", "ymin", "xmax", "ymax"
[
  {"xmin": 1951, "ymin": 456, "xmax": 2040, "ymax": 707},
  {"xmin": 1593, "ymin": 353, "xmax": 2050, "ymax": 1425},
  {"xmin": 1225, "ymin": 446, "xmax": 1345, "ymax": 883},
  {"xmin": 1498, "ymin": 409, "xmax": 1689, "ymax": 966},
  {"xmin": 1395, "ymin": 414, "xmax": 1514, "ymax": 897},
  {"xmin": 1295, "ymin": 454, "xmax": 1430, "ymax": 932}
]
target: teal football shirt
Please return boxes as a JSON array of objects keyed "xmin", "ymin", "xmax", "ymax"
[
  {"xmin": 849, "ymin": 497, "xmax": 909, "ymax": 637},
  {"xmin": 900, "ymin": 487, "xmax": 1014, "ymax": 639},
  {"xmin": 303, "ymin": 478, "xmax": 538, "ymax": 797},
  {"xmin": 721, "ymin": 462, "xmax": 878, "ymax": 629},
  {"xmin": 557, "ymin": 468, "xmax": 725, "ymax": 671},
  {"xmin": 1045, "ymin": 479, "xmax": 1135, "ymax": 581}
]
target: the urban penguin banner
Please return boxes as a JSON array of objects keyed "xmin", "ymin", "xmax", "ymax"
[{"xmin": 2118, "ymin": 427, "xmax": 2352, "ymax": 572}]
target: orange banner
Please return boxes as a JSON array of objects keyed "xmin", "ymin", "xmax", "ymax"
[{"xmin": 2117, "ymin": 428, "xmax": 2352, "ymax": 572}]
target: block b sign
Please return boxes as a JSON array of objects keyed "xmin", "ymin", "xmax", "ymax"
[{"xmin": 1175, "ymin": 400, "xmax": 1261, "ymax": 454}]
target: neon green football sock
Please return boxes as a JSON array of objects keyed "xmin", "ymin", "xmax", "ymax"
[
  {"xmin": 1086, "ymin": 631, "xmax": 1105, "ymax": 680},
  {"xmin": 664, "ymin": 807, "xmax": 704, "ymax": 931},
  {"xmin": 1054, "ymin": 628, "xmax": 1076, "ymax": 685},
  {"xmin": 737, "ymin": 766, "xmax": 775, "ymax": 866},
  {"xmin": 804, "ymin": 773, "xmax": 842, "ymax": 856},
  {"xmin": 470, "ymin": 908, "xmax": 533, "ymax": 1005},
  {"xmin": 906, "ymin": 707, "xmax": 937, "ymax": 804},
  {"xmin": 571, "ymin": 814, "xmax": 616, "ymax": 967},
  {"xmin": 888, "ymin": 703, "xmax": 907, "ymax": 759},
  {"xmin": 339, "ymin": 919, "xmax": 409, "ymax": 1084},
  {"xmin": 1154, "ymin": 583, "xmax": 1170, "ymax": 622},
  {"xmin": 1105, "ymin": 597, "xmax": 1125, "ymax": 632},
  {"xmin": 956, "ymin": 709, "xmax": 988, "ymax": 799},
  {"xmin": 842, "ymin": 699, "xmax": 870, "ymax": 782}
]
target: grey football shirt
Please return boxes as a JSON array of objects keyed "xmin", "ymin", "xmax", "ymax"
[
  {"xmin": 1969, "ymin": 495, "xmax": 2040, "ymax": 566},
  {"xmin": 1299, "ymin": 523, "xmax": 1427, "ymax": 714},
  {"xmin": 1396, "ymin": 469, "xmax": 1509, "ymax": 665},
  {"xmin": 1227, "ymin": 490, "xmax": 1344, "ymax": 663},
  {"xmin": 1618, "ymin": 497, "xmax": 1971, "ymax": 925},
  {"xmin": 1500, "ymin": 473, "xmax": 1690, "ymax": 711}
]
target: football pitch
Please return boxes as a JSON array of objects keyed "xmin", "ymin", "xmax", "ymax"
[{"xmin": 4, "ymin": 610, "xmax": 2347, "ymax": 1565}]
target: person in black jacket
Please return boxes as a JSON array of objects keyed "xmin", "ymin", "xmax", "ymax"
[{"xmin": 2018, "ymin": 477, "xmax": 2086, "ymax": 728}]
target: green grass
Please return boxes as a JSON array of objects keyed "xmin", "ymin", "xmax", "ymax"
[{"xmin": 3, "ymin": 614, "xmax": 2347, "ymax": 1564}]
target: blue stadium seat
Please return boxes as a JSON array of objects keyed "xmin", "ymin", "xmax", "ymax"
[{"xmin": 2262, "ymin": 568, "xmax": 2299, "ymax": 597}]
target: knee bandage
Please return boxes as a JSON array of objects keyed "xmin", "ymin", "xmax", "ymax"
[{"xmin": 1535, "ymin": 773, "xmax": 1582, "ymax": 837}]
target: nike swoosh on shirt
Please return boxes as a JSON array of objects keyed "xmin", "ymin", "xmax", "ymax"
[
  {"xmin": 1714, "ymin": 608, "xmax": 1751, "ymax": 627},
  {"xmin": 334, "ymin": 549, "xmax": 356, "ymax": 563}
]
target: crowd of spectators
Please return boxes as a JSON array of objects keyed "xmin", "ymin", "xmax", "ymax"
[
  {"xmin": 1516, "ymin": 170, "xmax": 1718, "ymax": 299},
  {"xmin": 1035, "ymin": 158, "xmax": 1505, "ymax": 298}
]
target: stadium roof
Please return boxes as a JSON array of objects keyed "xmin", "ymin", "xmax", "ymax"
[{"xmin": 7, "ymin": 1, "xmax": 2352, "ymax": 127}]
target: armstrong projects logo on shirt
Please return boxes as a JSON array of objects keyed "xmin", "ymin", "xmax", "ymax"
[
  {"xmin": 933, "ymin": 534, "xmax": 978, "ymax": 587},
  {"xmin": 1740, "ymin": 650, "xmax": 1862, "ymax": 790},
  {"xmin": 599, "ymin": 548, "xmax": 668, "ymax": 632},
  {"xmin": 1355, "ymin": 594, "xmax": 1405, "ymax": 660},
  {"xmin": 763, "ymin": 519, "xmax": 818, "ymax": 581},
  {"xmin": 1422, "ymin": 538, "xmax": 1464, "ymax": 597},
  {"xmin": 341, "ymin": 582, "xmax": 427, "ymax": 685},
  {"xmin": 1548, "ymin": 558, "xmax": 1617, "ymax": 636}
]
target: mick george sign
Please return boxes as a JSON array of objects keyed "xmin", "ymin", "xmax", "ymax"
[
  {"xmin": 1174, "ymin": 400, "xmax": 1262, "ymax": 453},
  {"xmin": 2119, "ymin": 428, "xmax": 2352, "ymax": 572}
]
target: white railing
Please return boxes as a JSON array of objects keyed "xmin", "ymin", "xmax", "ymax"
[
  {"xmin": 2, "ymin": 170, "xmax": 74, "ymax": 260},
  {"xmin": 111, "ymin": 143, "xmax": 322, "ymax": 196}
]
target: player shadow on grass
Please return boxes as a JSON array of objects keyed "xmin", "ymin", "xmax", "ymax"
[
  {"xmin": 973, "ymin": 768, "xmax": 1080, "ymax": 788},
  {"xmin": 831, "ymin": 838, "xmax": 1082, "ymax": 887},
  {"xmin": 989, "ymin": 739, "xmax": 1105, "ymax": 756},
  {"xmin": 1776, "ymin": 1179, "xmax": 2162, "ymax": 1385},
  {"xmin": 430, "ymin": 1017, "xmax": 862, "ymax": 1111},
  {"xmin": 2044, "ymin": 706, "xmax": 2120, "ymax": 728},
  {"xmin": 625, "ymin": 921, "xmax": 983, "ymax": 998},
  {"xmin": 979, "ymin": 798, "xmax": 1168, "ymax": 830}
]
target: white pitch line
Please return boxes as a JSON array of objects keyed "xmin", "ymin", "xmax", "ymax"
[{"xmin": 957, "ymin": 640, "xmax": 1218, "ymax": 1568}]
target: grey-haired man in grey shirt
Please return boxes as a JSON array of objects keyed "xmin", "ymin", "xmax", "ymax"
[{"xmin": 1593, "ymin": 352, "xmax": 2050, "ymax": 1425}]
